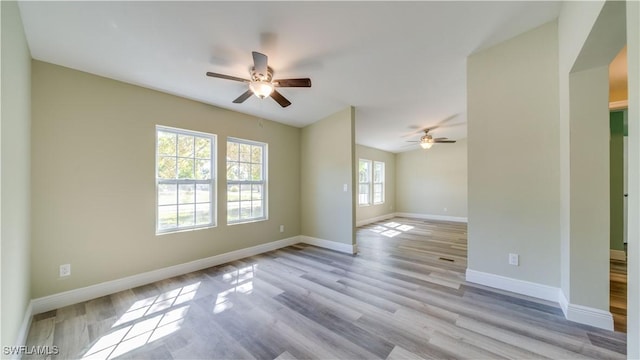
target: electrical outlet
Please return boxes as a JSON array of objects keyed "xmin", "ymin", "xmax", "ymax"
[
  {"xmin": 280, "ymin": 225, "xmax": 284, "ymax": 233},
  {"xmin": 508, "ymin": 253, "xmax": 519, "ymax": 266},
  {"xmin": 444, "ymin": 207, "xmax": 448, "ymax": 212},
  {"xmin": 59, "ymin": 264, "xmax": 71, "ymax": 277},
  {"xmin": 343, "ymin": 184, "xmax": 348, "ymax": 192}
]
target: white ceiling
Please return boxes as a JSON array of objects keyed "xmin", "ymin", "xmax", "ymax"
[{"xmin": 18, "ymin": 1, "xmax": 561, "ymax": 153}]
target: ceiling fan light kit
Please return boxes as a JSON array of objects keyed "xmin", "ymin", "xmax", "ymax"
[
  {"xmin": 206, "ymin": 51, "xmax": 311, "ymax": 108},
  {"xmin": 249, "ymin": 81, "xmax": 274, "ymax": 99},
  {"xmin": 408, "ymin": 128, "xmax": 456, "ymax": 150}
]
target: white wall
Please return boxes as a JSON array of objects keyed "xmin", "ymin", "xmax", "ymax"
[
  {"xmin": 568, "ymin": 66, "xmax": 610, "ymax": 311},
  {"xmin": 395, "ymin": 139, "xmax": 467, "ymax": 220},
  {"xmin": 1, "ymin": 0, "xmax": 32, "ymax": 349},
  {"xmin": 31, "ymin": 61, "xmax": 301, "ymax": 298},
  {"xmin": 557, "ymin": 0, "xmax": 627, "ymax": 330},
  {"xmin": 557, "ymin": 1, "xmax": 607, "ymax": 301},
  {"xmin": 355, "ymin": 144, "xmax": 395, "ymax": 225},
  {"xmin": 467, "ymin": 21, "xmax": 561, "ymax": 287},
  {"xmin": 301, "ymin": 107, "xmax": 355, "ymax": 248}
]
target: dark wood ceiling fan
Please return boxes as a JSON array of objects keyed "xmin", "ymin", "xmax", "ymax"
[{"xmin": 206, "ymin": 51, "xmax": 311, "ymax": 108}]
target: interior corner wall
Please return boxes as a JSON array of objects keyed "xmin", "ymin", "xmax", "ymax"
[
  {"xmin": 355, "ymin": 144, "xmax": 396, "ymax": 224},
  {"xmin": 558, "ymin": 1, "xmax": 607, "ymax": 301},
  {"xmin": 568, "ymin": 66, "xmax": 610, "ymax": 311},
  {"xmin": 31, "ymin": 61, "xmax": 301, "ymax": 298},
  {"xmin": 467, "ymin": 21, "xmax": 561, "ymax": 287},
  {"xmin": 301, "ymin": 107, "xmax": 355, "ymax": 246},
  {"xmin": 1, "ymin": 0, "xmax": 32, "ymax": 349},
  {"xmin": 625, "ymin": 0, "xmax": 639, "ymax": 356},
  {"xmin": 395, "ymin": 139, "xmax": 467, "ymax": 219}
]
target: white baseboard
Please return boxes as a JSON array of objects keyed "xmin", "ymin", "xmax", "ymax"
[
  {"xmin": 559, "ymin": 292, "xmax": 614, "ymax": 330},
  {"xmin": 465, "ymin": 269, "xmax": 560, "ymax": 302},
  {"xmin": 467, "ymin": 269, "xmax": 614, "ymax": 331},
  {"xmin": 394, "ymin": 212, "xmax": 468, "ymax": 223},
  {"xmin": 300, "ymin": 235, "xmax": 357, "ymax": 255},
  {"xmin": 610, "ymin": 249, "xmax": 626, "ymax": 261},
  {"xmin": 10, "ymin": 302, "xmax": 34, "ymax": 359},
  {"xmin": 31, "ymin": 236, "xmax": 301, "ymax": 315},
  {"xmin": 356, "ymin": 213, "xmax": 395, "ymax": 227}
]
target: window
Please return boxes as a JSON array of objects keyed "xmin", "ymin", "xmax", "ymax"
[
  {"xmin": 373, "ymin": 161, "xmax": 385, "ymax": 204},
  {"xmin": 359, "ymin": 159, "xmax": 385, "ymax": 206},
  {"xmin": 226, "ymin": 138, "xmax": 267, "ymax": 224},
  {"xmin": 156, "ymin": 126, "xmax": 216, "ymax": 234},
  {"xmin": 359, "ymin": 159, "xmax": 372, "ymax": 206}
]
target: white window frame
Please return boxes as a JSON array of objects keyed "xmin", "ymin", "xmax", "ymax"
[
  {"xmin": 359, "ymin": 159, "xmax": 372, "ymax": 206},
  {"xmin": 226, "ymin": 137, "xmax": 268, "ymax": 225},
  {"xmin": 155, "ymin": 126, "xmax": 216, "ymax": 234},
  {"xmin": 373, "ymin": 161, "xmax": 385, "ymax": 205}
]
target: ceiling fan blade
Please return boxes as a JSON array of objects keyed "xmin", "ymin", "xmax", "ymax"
[
  {"xmin": 434, "ymin": 140, "xmax": 456, "ymax": 143},
  {"xmin": 433, "ymin": 137, "xmax": 448, "ymax": 141},
  {"xmin": 232, "ymin": 90, "xmax": 254, "ymax": 104},
  {"xmin": 206, "ymin": 72, "xmax": 249, "ymax": 83},
  {"xmin": 270, "ymin": 89, "xmax": 292, "ymax": 108},
  {"xmin": 405, "ymin": 140, "xmax": 420, "ymax": 143},
  {"xmin": 252, "ymin": 51, "xmax": 268, "ymax": 78},
  {"xmin": 274, "ymin": 78, "xmax": 312, "ymax": 87}
]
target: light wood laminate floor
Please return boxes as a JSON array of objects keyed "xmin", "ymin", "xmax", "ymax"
[
  {"xmin": 610, "ymin": 259, "xmax": 627, "ymax": 333},
  {"xmin": 25, "ymin": 218, "xmax": 626, "ymax": 359}
]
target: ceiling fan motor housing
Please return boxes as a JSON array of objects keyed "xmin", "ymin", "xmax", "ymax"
[{"xmin": 251, "ymin": 66, "xmax": 274, "ymax": 82}]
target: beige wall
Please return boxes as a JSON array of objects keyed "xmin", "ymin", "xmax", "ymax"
[
  {"xmin": 355, "ymin": 144, "xmax": 395, "ymax": 223},
  {"xmin": 31, "ymin": 61, "xmax": 301, "ymax": 298},
  {"xmin": 467, "ymin": 21, "xmax": 561, "ymax": 286},
  {"xmin": 301, "ymin": 107, "xmax": 355, "ymax": 246},
  {"xmin": 396, "ymin": 139, "xmax": 467, "ymax": 219},
  {"xmin": 1, "ymin": 1, "xmax": 32, "ymax": 349}
]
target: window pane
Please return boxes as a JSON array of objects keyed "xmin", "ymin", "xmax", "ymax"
[
  {"xmin": 158, "ymin": 184, "xmax": 177, "ymax": 206},
  {"xmin": 240, "ymin": 184, "xmax": 252, "ymax": 201},
  {"xmin": 228, "ymin": 184, "xmax": 240, "ymax": 202},
  {"xmin": 251, "ymin": 164, "xmax": 262, "ymax": 181},
  {"xmin": 359, "ymin": 184, "xmax": 370, "ymax": 205},
  {"xmin": 158, "ymin": 205, "xmax": 177, "ymax": 230},
  {"xmin": 195, "ymin": 137, "xmax": 211, "ymax": 159},
  {"xmin": 240, "ymin": 201, "xmax": 252, "ymax": 219},
  {"xmin": 227, "ymin": 162, "xmax": 239, "ymax": 181},
  {"xmin": 359, "ymin": 160, "xmax": 371, "ymax": 182},
  {"xmin": 239, "ymin": 144, "xmax": 251, "ymax": 162},
  {"xmin": 195, "ymin": 184, "xmax": 210, "ymax": 203},
  {"xmin": 227, "ymin": 202, "xmax": 239, "ymax": 222},
  {"xmin": 158, "ymin": 132, "xmax": 177, "ymax": 156},
  {"xmin": 178, "ymin": 205, "xmax": 195, "ymax": 226},
  {"xmin": 177, "ymin": 158, "xmax": 195, "ymax": 179},
  {"xmin": 251, "ymin": 146, "xmax": 262, "ymax": 163},
  {"xmin": 252, "ymin": 184, "xmax": 263, "ymax": 200},
  {"xmin": 374, "ymin": 183, "xmax": 383, "ymax": 203},
  {"xmin": 252, "ymin": 202, "xmax": 263, "ymax": 218},
  {"xmin": 195, "ymin": 203, "xmax": 211, "ymax": 225},
  {"xmin": 373, "ymin": 162, "xmax": 384, "ymax": 182},
  {"xmin": 227, "ymin": 142, "xmax": 239, "ymax": 161},
  {"xmin": 179, "ymin": 184, "xmax": 195, "ymax": 204},
  {"xmin": 158, "ymin": 157, "xmax": 176, "ymax": 179},
  {"xmin": 195, "ymin": 159, "xmax": 211, "ymax": 180},
  {"xmin": 239, "ymin": 163, "xmax": 251, "ymax": 181},
  {"xmin": 177, "ymin": 135, "xmax": 194, "ymax": 157}
]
